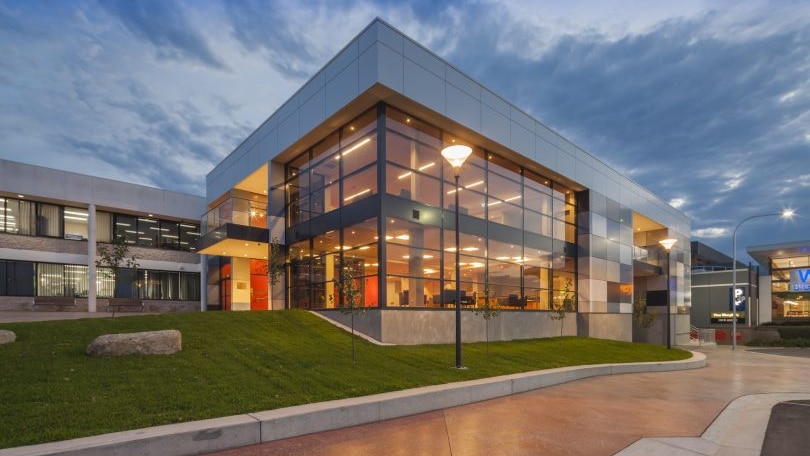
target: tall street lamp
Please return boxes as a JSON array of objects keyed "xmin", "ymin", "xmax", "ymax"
[
  {"xmin": 659, "ymin": 238, "xmax": 677, "ymax": 349},
  {"xmin": 731, "ymin": 209, "xmax": 794, "ymax": 350},
  {"xmin": 442, "ymin": 143, "xmax": 473, "ymax": 369}
]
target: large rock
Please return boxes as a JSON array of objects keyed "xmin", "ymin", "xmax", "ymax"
[
  {"xmin": 86, "ymin": 330, "xmax": 182, "ymax": 356},
  {"xmin": 0, "ymin": 330, "xmax": 16, "ymax": 345}
]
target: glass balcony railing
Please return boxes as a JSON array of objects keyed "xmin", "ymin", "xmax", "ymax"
[
  {"xmin": 202, "ymin": 196, "xmax": 267, "ymax": 234},
  {"xmin": 633, "ymin": 246, "xmax": 668, "ymax": 267},
  {"xmin": 632, "ymin": 246, "xmax": 649, "ymax": 262}
]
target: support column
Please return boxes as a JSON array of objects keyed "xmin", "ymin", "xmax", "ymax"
[
  {"xmin": 200, "ymin": 254, "xmax": 208, "ymax": 311},
  {"xmin": 87, "ymin": 203, "xmax": 97, "ymax": 313}
]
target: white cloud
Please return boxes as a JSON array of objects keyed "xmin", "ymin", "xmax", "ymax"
[
  {"xmin": 692, "ymin": 227, "xmax": 727, "ymax": 238},
  {"xmin": 669, "ymin": 198, "xmax": 686, "ymax": 209}
]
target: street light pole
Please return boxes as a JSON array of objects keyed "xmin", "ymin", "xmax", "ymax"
[
  {"xmin": 731, "ymin": 209, "xmax": 794, "ymax": 350},
  {"xmin": 659, "ymin": 238, "xmax": 677, "ymax": 349},
  {"xmin": 441, "ymin": 144, "xmax": 472, "ymax": 369}
]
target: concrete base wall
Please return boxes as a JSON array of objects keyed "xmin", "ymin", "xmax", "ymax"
[
  {"xmin": 0, "ymin": 297, "xmax": 199, "ymax": 313},
  {"xmin": 578, "ymin": 313, "xmax": 632, "ymax": 342},
  {"xmin": 318, "ymin": 309, "xmax": 577, "ymax": 345},
  {"xmin": 0, "ymin": 296, "xmax": 35, "ymax": 311}
]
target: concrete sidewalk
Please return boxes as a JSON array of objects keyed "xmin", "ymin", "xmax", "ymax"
[{"xmin": 206, "ymin": 346, "xmax": 810, "ymax": 456}]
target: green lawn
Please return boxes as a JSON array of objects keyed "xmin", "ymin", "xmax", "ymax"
[{"xmin": 0, "ymin": 310, "xmax": 690, "ymax": 448}]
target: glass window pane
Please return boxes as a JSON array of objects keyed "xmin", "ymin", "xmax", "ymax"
[
  {"xmin": 37, "ymin": 263, "xmax": 64, "ymax": 297},
  {"xmin": 309, "ymin": 182, "xmax": 340, "ymax": 216},
  {"xmin": 488, "ymin": 258, "xmax": 521, "ymax": 286},
  {"xmin": 487, "ymin": 152, "xmax": 521, "ymax": 178},
  {"xmin": 138, "ymin": 217, "xmax": 159, "ymax": 247},
  {"xmin": 524, "ymin": 287, "xmax": 550, "ymax": 310},
  {"xmin": 9, "ymin": 261, "xmax": 35, "ymax": 296},
  {"xmin": 525, "ymin": 210, "xmax": 552, "ymax": 237},
  {"xmin": 386, "ymin": 132, "xmax": 441, "ymax": 178},
  {"xmin": 64, "ymin": 207, "xmax": 88, "ymax": 240},
  {"xmin": 343, "ymin": 217, "xmax": 378, "ymax": 248},
  {"xmin": 341, "ymin": 108, "xmax": 377, "ymax": 149},
  {"xmin": 524, "ymin": 169, "xmax": 552, "ymax": 194},
  {"xmin": 386, "ymin": 164, "xmax": 441, "ymax": 207},
  {"xmin": 444, "ymin": 182, "xmax": 486, "ymax": 219},
  {"xmin": 311, "ymin": 154, "xmax": 340, "ymax": 191},
  {"xmin": 7, "ymin": 199, "xmax": 35, "ymax": 235},
  {"xmin": 179, "ymin": 223, "xmax": 200, "ymax": 252},
  {"xmin": 386, "ymin": 243, "xmax": 440, "ymax": 277},
  {"xmin": 37, "ymin": 203, "xmax": 61, "ymax": 237},
  {"xmin": 310, "ymin": 131, "xmax": 339, "ymax": 166},
  {"xmin": 524, "ymin": 188, "xmax": 552, "ymax": 215},
  {"xmin": 180, "ymin": 272, "xmax": 200, "ymax": 301},
  {"xmin": 386, "ymin": 107, "xmax": 442, "ymax": 149},
  {"xmin": 340, "ymin": 132, "xmax": 377, "ymax": 177},
  {"xmin": 115, "ymin": 214, "xmax": 137, "ymax": 245},
  {"xmin": 161, "ymin": 271, "xmax": 179, "ymax": 300},
  {"xmin": 160, "ymin": 221, "xmax": 180, "ymax": 250},
  {"xmin": 386, "ymin": 217, "xmax": 441, "ymax": 248},
  {"xmin": 342, "ymin": 165, "xmax": 377, "ymax": 206},
  {"xmin": 386, "ymin": 276, "xmax": 441, "ymax": 308},
  {"xmin": 443, "ymin": 231, "xmax": 485, "ymax": 257},
  {"xmin": 96, "ymin": 211, "xmax": 112, "ymax": 243}
]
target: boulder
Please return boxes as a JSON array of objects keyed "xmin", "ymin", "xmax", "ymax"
[
  {"xmin": 0, "ymin": 330, "xmax": 16, "ymax": 345},
  {"xmin": 86, "ymin": 330, "xmax": 182, "ymax": 356}
]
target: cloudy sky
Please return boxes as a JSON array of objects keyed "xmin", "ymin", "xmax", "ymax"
[{"xmin": 1, "ymin": 0, "xmax": 808, "ymax": 262}]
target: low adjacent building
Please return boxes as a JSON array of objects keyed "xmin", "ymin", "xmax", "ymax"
[{"xmin": 0, "ymin": 159, "xmax": 205, "ymax": 312}]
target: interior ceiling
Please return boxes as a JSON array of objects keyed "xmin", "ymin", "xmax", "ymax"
[
  {"xmin": 198, "ymin": 238, "xmax": 269, "ymax": 260},
  {"xmin": 235, "ymin": 163, "xmax": 268, "ymax": 195},
  {"xmin": 633, "ymin": 212, "xmax": 665, "ymax": 233}
]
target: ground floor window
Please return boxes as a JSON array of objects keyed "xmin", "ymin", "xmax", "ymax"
[
  {"xmin": 772, "ymin": 292, "xmax": 810, "ymax": 319},
  {"xmin": 0, "ymin": 259, "xmax": 199, "ymax": 301}
]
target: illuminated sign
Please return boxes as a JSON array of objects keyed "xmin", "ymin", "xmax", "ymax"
[
  {"xmin": 790, "ymin": 269, "xmax": 810, "ymax": 292},
  {"xmin": 711, "ymin": 312, "xmax": 745, "ymax": 324},
  {"xmin": 728, "ymin": 286, "xmax": 747, "ymax": 311}
]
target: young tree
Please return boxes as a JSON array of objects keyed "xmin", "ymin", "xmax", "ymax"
[
  {"xmin": 335, "ymin": 261, "xmax": 365, "ymax": 365},
  {"xmin": 268, "ymin": 237, "xmax": 285, "ymax": 318},
  {"xmin": 550, "ymin": 278, "xmax": 575, "ymax": 339},
  {"xmin": 473, "ymin": 287, "xmax": 500, "ymax": 353},
  {"xmin": 96, "ymin": 236, "xmax": 138, "ymax": 309},
  {"xmin": 633, "ymin": 290, "xmax": 657, "ymax": 328}
]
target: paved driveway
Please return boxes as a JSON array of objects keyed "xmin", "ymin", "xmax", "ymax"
[{"xmin": 206, "ymin": 346, "xmax": 810, "ymax": 456}]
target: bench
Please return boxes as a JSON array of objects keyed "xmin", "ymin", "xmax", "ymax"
[
  {"xmin": 33, "ymin": 297, "xmax": 76, "ymax": 311},
  {"xmin": 107, "ymin": 298, "xmax": 144, "ymax": 318}
]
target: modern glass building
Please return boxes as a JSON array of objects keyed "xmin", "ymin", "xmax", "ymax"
[{"xmin": 199, "ymin": 19, "xmax": 691, "ymax": 345}]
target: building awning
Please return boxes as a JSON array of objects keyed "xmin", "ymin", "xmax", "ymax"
[
  {"xmin": 197, "ymin": 223, "xmax": 269, "ymax": 260},
  {"xmin": 747, "ymin": 240, "xmax": 810, "ymax": 267}
]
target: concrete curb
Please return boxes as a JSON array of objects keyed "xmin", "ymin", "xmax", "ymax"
[
  {"xmin": 616, "ymin": 392, "xmax": 810, "ymax": 456},
  {"xmin": 1, "ymin": 352, "xmax": 705, "ymax": 456}
]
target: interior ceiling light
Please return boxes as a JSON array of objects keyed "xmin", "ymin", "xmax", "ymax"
[
  {"xmin": 334, "ymin": 137, "xmax": 371, "ymax": 160},
  {"xmin": 344, "ymin": 188, "xmax": 371, "ymax": 202}
]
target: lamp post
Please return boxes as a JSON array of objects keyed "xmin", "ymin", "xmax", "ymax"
[
  {"xmin": 659, "ymin": 238, "xmax": 677, "ymax": 349},
  {"xmin": 731, "ymin": 209, "xmax": 794, "ymax": 350},
  {"xmin": 441, "ymin": 144, "xmax": 473, "ymax": 369}
]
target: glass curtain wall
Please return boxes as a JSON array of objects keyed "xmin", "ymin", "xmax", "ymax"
[
  {"xmin": 771, "ymin": 256, "xmax": 810, "ymax": 319},
  {"xmin": 284, "ymin": 104, "xmax": 577, "ymax": 311}
]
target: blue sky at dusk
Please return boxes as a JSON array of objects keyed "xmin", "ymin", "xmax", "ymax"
[{"xmin": 1, "ymin": 0, "xmax": 808, "ymax": 262}]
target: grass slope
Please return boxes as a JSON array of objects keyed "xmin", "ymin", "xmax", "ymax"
[{"xmin": 0, "ymin": 310, "xmax": 690, "ymax": 448}]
